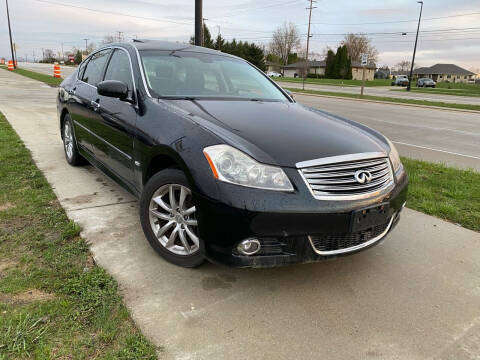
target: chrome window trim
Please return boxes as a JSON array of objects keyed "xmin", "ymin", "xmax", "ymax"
[
  {"xmin": 73, "ymin": 120, "xmax": 132, "ymax": 160},
  {"xmin": 132, "ymin": 46, "xmax": 153, "ymax": 98},
  {"xmin": 297, "ymin": 152, "xmax": 394, "ymax": 201},
  {"xmin": 308, "ymin": 215, "xmax": 395, "ymax": 256},
  {"xmin": 296, "ymin": 152, "xmax": 386, "ymax": 169}
]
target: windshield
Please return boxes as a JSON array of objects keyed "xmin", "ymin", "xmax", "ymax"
[{"xmin": 139, "ymin": 50, "xmax": 288, "ymax": 101}]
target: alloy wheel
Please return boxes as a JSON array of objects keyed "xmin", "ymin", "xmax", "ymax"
[
  {"xmin": 64, "ymin": 122, "xmax": 74, "ymax": 160},
  {"xmin": 148, "ymin": 184, "xmax": 200, "ymax": 256}
]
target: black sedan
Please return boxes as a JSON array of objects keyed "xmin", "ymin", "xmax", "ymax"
[{"xmin": 57, "ymin": 40, "xmax": 408, "ymax": 268}]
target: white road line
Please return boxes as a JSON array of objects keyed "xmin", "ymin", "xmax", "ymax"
[{"xmin": 393, "ymin": 141, "xmax": 480, "ymax": 160}]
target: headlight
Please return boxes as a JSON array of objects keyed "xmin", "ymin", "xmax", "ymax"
[
  {"xmin": 386, "ymin": 138, "xmax": 402, "ymax": 172},
  {"xmin": 203, "ymin": 144, "xmax": 294, "ymax": 191}
]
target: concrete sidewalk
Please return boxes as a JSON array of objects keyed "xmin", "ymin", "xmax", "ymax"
[{"xmin": 1, "ymin": 70, "xmax": 479, "ymax": 360}]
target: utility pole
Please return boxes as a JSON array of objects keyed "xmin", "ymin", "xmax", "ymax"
[
  {"xmin": 195, "ymin": 0, "xmax": 203, "ymax": 46},
  {"xmin": 83, "ymin": 38, "xmax": 89, "ymax": 57},
  {"xmin": 32, "ymin": 49, "xmax": 35, "ymax": 63},
  {"xmin": 407, "ymin": 1, "xmax": 423, "ymax": 91},
  {"xmin": 5, "ymin": 0, "xmax": 16, "ymax": 68},
  {"xmin": 303, "ymin": 0, "xmax": 316, "ymax": 90},
  {"xmin": 116, "ymin": 31, "xmax": 123, "ymax": 42},
  {"xmin": 61, "ymin": 42, "xmax": 64, "ymax": 63}
]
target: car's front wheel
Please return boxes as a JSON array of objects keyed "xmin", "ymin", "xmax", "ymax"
[
  {"xmin": 140, "ymin": 169, "xmax": 205, "ymax": 267},
  {"xmin": 62, "ymin": 114, "xmax": 86, "ymax": 166}
]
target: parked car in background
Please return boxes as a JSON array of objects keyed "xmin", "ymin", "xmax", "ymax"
[
  {"xmin": 392, "ymin": 75, "xmax": 409, "ymax": 87},
  {"xmin": 266, "ymin": 71, "xmax": 283, "ymax": 78},
  {"xmin": 416, "ymin": 78, "xmax": 436, "ymax": 88},
  {"xmin": 57, "ymin": 40, "xmax": 407, "ymax": 268}
]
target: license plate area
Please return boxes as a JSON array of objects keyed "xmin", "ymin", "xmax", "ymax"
[{"xmin": 351, "ymin": 203, "xmax": 389, "ymax": 232}]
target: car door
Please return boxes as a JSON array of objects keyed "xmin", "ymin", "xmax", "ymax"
[
  {"xmin": 93, "ymin": 48, "xmax": 137, "ymax": 188},
  {"xmin": 70, "ymin": 49, "xmax": 112, "ymax": 155}
]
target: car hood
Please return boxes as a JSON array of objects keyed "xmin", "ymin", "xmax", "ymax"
[{"xmin": 165, "ymin": 99, "xmax": 389, "ymax": 167}]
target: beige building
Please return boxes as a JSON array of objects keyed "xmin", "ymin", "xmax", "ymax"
[
  {"xmin": 413, "ymin": 64, "xmax": 475, "ymax": 83},
  {"xmin": 282, "ymin": 60, "xmax": 375, "ymax": 80}
]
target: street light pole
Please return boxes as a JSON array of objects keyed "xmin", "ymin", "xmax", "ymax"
[
  {"xmin": 407, "ymin": 1, "xmax": 423, "ymax": 91},
  {"xmin": 303, "ymin": 0, "xmax": 316, "ymax": 90},
  {"xmin": 5, "ymin": 0, "xmax": 16, "ymax": 68},
  {"xmin": 83, "ymin": 38, "xmax": 89, "ymax": 57}
]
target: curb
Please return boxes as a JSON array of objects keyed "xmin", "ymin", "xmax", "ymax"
[{"xmin": 288, "ymin": 91, "xmax": 480, "ymax": 114}]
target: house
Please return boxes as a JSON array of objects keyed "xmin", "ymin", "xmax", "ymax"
[
  {"xmin": 282, "ymin": 60, "xmax": 375, "ymax": 81},
  {"xmin": 282, "ymin": 60, "xmax": 326, "ymax": 78},
  {"xmin": 265, "ymin": 61, "xmax": 282, "ymax": 73},
  {"xmin": 413, "ymin": 64, "xmax": 475, "ymax": 83}
]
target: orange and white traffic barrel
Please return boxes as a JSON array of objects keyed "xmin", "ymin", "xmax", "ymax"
[
  {"xmin": 53, "ymin": 63, "xmax": 62, "ymax": 78},
  {"xmin": 7, "ymin": 60, "xmax": 14, "ymax": 71}
]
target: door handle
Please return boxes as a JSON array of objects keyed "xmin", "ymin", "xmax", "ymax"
[{"xmin": 90, "ymin": 100, "xmax": 101, "ymax": 111}]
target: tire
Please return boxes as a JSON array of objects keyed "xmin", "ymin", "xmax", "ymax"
[
  {"xmin": 140, "ymin": 169, "xmax": 205, "ymax": 267},
  {"xmin": 62, "ymin": 114, "xmax": 86, "ymax": 166}
]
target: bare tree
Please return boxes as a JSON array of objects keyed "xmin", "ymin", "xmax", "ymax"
[
  {"xmin": 269, "ymin": 22, "xmax": 301, "ymax": 68},
  {"xmin": 341, "ymin": 33, "xmax": 378, "ymax": 65},
  {"xmin": 43, "ymin": 48, "xmax": 55, "ymax": 62},
  {"xmin": 396, "ymin": 60, "xmax": 411, "ymax": 72},
  {"xmin": 102, "ymin": 35, "xmax": 116, "ymax": 45}
]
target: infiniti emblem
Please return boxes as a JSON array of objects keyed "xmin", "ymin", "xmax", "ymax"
[{"xmin": 354, "ymin": 170, "xmax": 373, "ymax": 184}]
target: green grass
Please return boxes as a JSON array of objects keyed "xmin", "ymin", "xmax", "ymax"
[
  {"xmin": 391, "ymin": 83, "xmax": 480, "ymax": 97},
  {"xmin": 286, "ymin": 87, "xmax": 480, "ymax": 112},
  {"xmin": 0, "ymin": 66, "xmax": 63, "ymax": 87},
  {"xmin": 402, "ymin": 157, "xmax": 480, "ymax": 232},
  {"xmin": 278, "ymin": 77, "xmax": 392, "ymax": 87},
  {"xmin": 0, "ymin": 112, "xmax": 158, "ymax": 359}
]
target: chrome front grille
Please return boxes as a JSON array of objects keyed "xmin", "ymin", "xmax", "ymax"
[{"xmin": 298, "ymin": 153, "xmax": 394, "ymax": 200}]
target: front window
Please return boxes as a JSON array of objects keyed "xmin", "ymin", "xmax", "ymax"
[{"xmin": 139, "ymin": 50, "xmax": 288, "ymax": 101}]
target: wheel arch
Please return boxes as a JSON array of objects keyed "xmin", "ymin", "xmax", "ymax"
[{"xmin": 142, "ymin": 146, "xmax": 196, "ymax": 190}]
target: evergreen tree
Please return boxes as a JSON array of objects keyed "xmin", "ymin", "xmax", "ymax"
[
  {"xmin": 74, "ymin": 50, "xmax": 82, "ymax": 65},
  {"xmin": 325, "ymin": 50, "xmax": 335, "ymax": 78},
  {"xmin": 214, "ymin": 34, "xmax": 225, "ymax": 51}
]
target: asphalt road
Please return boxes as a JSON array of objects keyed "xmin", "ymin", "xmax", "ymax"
[
  {"xmin": 18, "ymin": 61, "xmax": 77, "ymax": 78},
  {"xmin": 277, "ymin": 80, "xmax": 480, "ymax": 106},
  {"xmin": 2, "ymin": 67, "xmax": 480, "ymax": 360}
]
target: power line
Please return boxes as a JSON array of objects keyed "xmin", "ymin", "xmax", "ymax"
[
  {"xmin": 211, "ymin": 0, "xmax": 303, "ymax": 19},
  {"xmin": 308, "ymin": 11, "xmax": 480, "ymax": 26},
  {"xmin": 29, "ymin": 0, "xmax": 193, "ymax": 26}
]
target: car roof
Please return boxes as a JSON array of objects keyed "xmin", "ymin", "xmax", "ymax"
[{"xmin": 126, "ymin": 39, "xmax": 238, "ymax": 59}]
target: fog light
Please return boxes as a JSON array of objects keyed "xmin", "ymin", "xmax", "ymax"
[{"xmin": 237, "ymin": 238, "xmax": 261, "ymax": 256}]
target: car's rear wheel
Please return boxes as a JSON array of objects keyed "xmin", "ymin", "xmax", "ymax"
[
  {"xmin": 63, "ymin": 114, "xmax": 86, "ymax": 166},
  {"xmin": 140, "ymin": 169, "xmax": 205, "ymax": 267}
]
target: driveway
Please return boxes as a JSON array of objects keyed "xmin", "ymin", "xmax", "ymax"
[
  {"xmin": 1, "ymin": 69, "xmax": 479, "ymax": 360},
  {"xmin": 278, "ymin": 81, "xmax": 480, "ymax": 106}
]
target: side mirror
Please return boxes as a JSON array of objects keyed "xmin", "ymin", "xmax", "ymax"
[{"xmin": 97, "ymin": 80, "xmax": 128, "ymax": 101}]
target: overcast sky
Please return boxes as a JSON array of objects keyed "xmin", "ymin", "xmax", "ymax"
[{"xmin": 1, "ymin": 0, "xmax": 479, "ymax": 70}]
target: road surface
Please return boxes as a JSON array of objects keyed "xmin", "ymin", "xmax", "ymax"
[
  {"xmin": 278, "ymin": 80, "xmax": 480, "ymax": 106},
  {"xmin": 18, "ymin": 61, "xmax": 77, "ymax": 78},
  {"xmin": 1, "ymin": 68, "xmax": 479, "ymax": 360}
]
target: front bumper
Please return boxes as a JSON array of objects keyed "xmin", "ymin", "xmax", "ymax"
[{"xmin": 195, "ymin": 167, "xmax": 408, "ymax": 268}]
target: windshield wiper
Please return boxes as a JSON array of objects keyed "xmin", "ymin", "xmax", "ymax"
[{"xmin": 159, "ymin": 96, "xmax": 198, "ymax": 100}]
